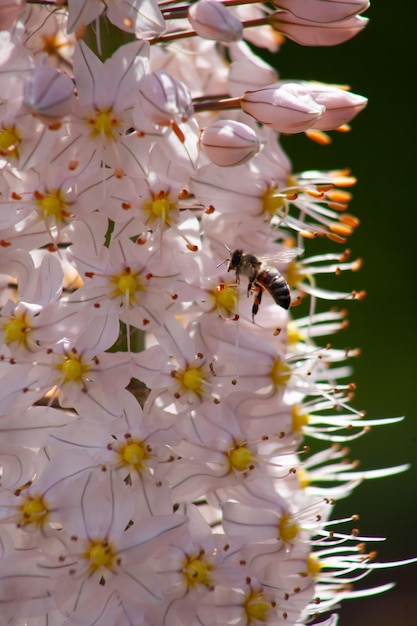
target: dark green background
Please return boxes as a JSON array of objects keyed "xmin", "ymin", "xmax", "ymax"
[{"xmin": 265, "ymin": 3, "xmax": 416, "ymax": 624}]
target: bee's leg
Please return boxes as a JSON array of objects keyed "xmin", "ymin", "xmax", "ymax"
[
  {"xmin": 247, "ymin": 281, "xmax": 252, "ymax": 298},
  {"xmin": 251, "ymin": 284, "xmax": 263, "ymax": 321}
]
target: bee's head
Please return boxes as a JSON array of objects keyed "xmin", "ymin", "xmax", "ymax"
[{"xmin": 228, "ymin": 249, "xmax": 242, "ymax": 272}]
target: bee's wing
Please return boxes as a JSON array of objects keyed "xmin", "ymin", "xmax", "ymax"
[{"xmin": 260, "ymin": 247, "xmax": 304, "ymax": 264}]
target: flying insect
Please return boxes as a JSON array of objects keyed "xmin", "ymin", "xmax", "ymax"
[{"xmin": 220, "ymin": 246, "xmax": 299, "ymax": 321}]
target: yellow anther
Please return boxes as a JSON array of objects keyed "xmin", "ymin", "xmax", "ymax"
[
  {"xmin": 87, "ymin": 540, "xmax": 116, "ymax": 571},
  {"xmin": 35, "ymin": 189, "xmax": 68, "ymax": 222},
  {"xmin": 244, "ymin": 590, "xmax": 271, "ymax": 621},
  {"xmin": 120, "ymin": 441, "xmax": 146, "ymax": 469},
  {"xmin": 286, "ymin": 261, "xmax": 307, "ymax": 287},
  {"xmin": 180, "ymin": 367, "xmax": 204, "ymax": 392},
  {"xmin": 143, "ymin": 191, "xmax": 178, "ymax": 226},
  {"xmin": 212, "ymin": 283, "xmax": 238, "ymax": 317},
  {"xmin": 278, "ymin": 513, "xmax": 299, "ymax": 543},
  {"xmin": 270, "ymin": 358, "xmax": 292, "ymax": 388},
  {"xmin": 3, "ymin": 316, "xmax": 30, "ymax": 346},
  {"xmin": 261, "ymin": 186, "xmax": 286, "ymax": 219},
  {"xmin": 0, "ymin": 125, "xmax": 20, "ymax": 152},
  {"xmin": 59, "ymin": 355, "xmax": 89, "ymax": 383},
  {"xmin": 307, "ymin": 554, "xmax": 322, "ymax": 578},
  {"xmin": 228, "ymin": 445, "xmax": 254, "ymax": 472},
  {"xmin": 291, "ymin": 405, "xmax": 309, "ymax": 434},
  {"xmin": 184, "ymin": 556, "xmax": 211, "ymax": 586},
  {"xmin": 19, "ymin": 496, "xmax": 48, "ymax": 527},
  {"xmin": 89, "ymin": 109, "xmax": 119, "ymax": 140}
]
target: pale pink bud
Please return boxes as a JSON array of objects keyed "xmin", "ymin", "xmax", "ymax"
[
  {"xmin": 23, "ymin": 65, "xmax": 74, "ymax": 120},
  {"xmin": 136, "ymin": 70, "xmax": 194, "ymax": 126},
  {"xmin": 272, "ymin": 0, "xmax": 369, "ymax": 23},
  {"xmin": 188, "ymin": 0, "xmax": 243, "ymax": 42},
  {"xmin": 307, "ymin": 83, "xmax": 368, "ymax": 130},
  {"xmin": 270, "ymin": 11, "xmax": 368, "ymax": 46},
  {"xmin": 200, "ymin": 120, "xmax": 260, "ymax": 166},
  {"xmin": 0, "ymin": 0, "xmax": 24, "ymax": 29},
  {"xmin": 241, "ymin": 83, "xmax": 325, "ymax": 134}
]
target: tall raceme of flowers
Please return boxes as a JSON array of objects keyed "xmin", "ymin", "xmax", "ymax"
[{"xmin": 0, "ymin": 1, "xmax": 414, "ymax": 625}]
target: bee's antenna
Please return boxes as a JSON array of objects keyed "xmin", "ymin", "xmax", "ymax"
[{"xmin": 216, "ymin": 244, "xmax": 232, "ymax": 268}]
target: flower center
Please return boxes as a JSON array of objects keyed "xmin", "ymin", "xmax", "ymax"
[
  {"xmin": 244, "ymin": 589, "xmax": 271, "ymax": 621},
  {"xmin": 278, "ymin": 513, "xmax": 299, "ymax": 543},
  {"xmin": 88, "ymin": 109, "xmax": 120, "ymax": 140},
  {"xmin": 228, "ymin": 444, "xmax": 254, "ymax": 472},
  {"xmin": 270, "ymin": 358, "xmax": 292, "ymax": 387},
  {"xmin": 119, "ymin": 441, "xmax": 147, "ymax": 470},
  {"xmin": 3, "ymin": 315, "xmax": 31, "ymax": 346},
  {"xmin": 183, "ymin": 555, "xmax": 211, "ymax": 587},
  {"xmin": 286, "ymin": 261, "xmax": 307, "ymax": 286},
  {"xmin": 143, "ymin": 191, "xmax": 178, "ymax": 225},
  {"xmin": 58, "ymin": 354, "xmax": 89, "ymax": 383},
  {"xmin": 286, "ymin": 321, "xmax": 304, "ymax": 345},
  {"xmin": 307, "ymin": 554, "xmax": 322, "ymax": 578},
  {"xmin": 212, "ymin": 282, "xmax": 239, "ymax": 317},
  {"xmin": 35, "ymin": 188, "xmax": 68, "ymax": 223},
  {"xmin": 261, "ymin": 186, "xmax": 286, "ymax": 219},
  {"xmin": 0, "ymin": 125, "xmax": 20, "ymax": 154},
  {"xmin": 291, "ymin": 405, "xmax": 309, "ymax": 434},
  {"xmin": 177, "ymin": 366, "xmax": 206, "ymax": 393},
  {"xmin": 87, "ymin": 540, "xmax": 116, "ymax": 571},
  {"xmin": 19, "ymin": 496, "xmax": 48, "ymax": 527},
  {"xmin": 111, "ymin": 267, "xmax": 145, "ymax": 304}
]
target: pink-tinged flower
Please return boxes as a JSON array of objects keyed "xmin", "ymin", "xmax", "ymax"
[
  {"xmin": 168, "ymin": 400, "xmax": 295, "ymax": 503},
  {"xmin": 222, "ymin": 477, "xmax": 331, "ymax": 547},
  {"xmin": 270, "ymin": 11, "xmax": 369, "ymax": 46},
  {"xmin": 134, "ymin": 315, "xmax": 221, "ymax": 406},
  {"xmin": 241, "ymin": 82, "xmax": 325, "ymax": 133},
  {"xmin": 0, "ymin": 164, "xmax": 113, "ymax": 245},
  {"xmin": 52, "ymin": 40, "xmax": 149, "ymax": 176},
  {"xmin": 47, "ymin": 389, "xmax": 181, "ymax": 492},
  {"xmin": 0, "ymin": 253, "xmax": 84, "ymax": 356},
  {"xmin": 188, "ymin": 0, "xmax": 243, "ymax": 43},
  {"xmin": 33, "ymin": 470, "xmax": 188, "ymax": 618},
  {"xmin": 150, "ymin": 504, "xmax": 245, "ymax": 624},
  {"xmin": 200, "ymin": 119, "xmax": 260, "ymax": 166},
  {"xmin": 67, "ymin": 217, "xmax": 189, "ymax": 332},
  {"xmin": 272, "ymin": 0, "xmax": 370, "ymax": 23},
  {"xmin": 197, "ymin": 578, "xmax": 285, "ymax": 625}
]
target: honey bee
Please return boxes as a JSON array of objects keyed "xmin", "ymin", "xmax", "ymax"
[{"xmin": 220, "ymin": 246, "xmax": 300, "ymax": 321}]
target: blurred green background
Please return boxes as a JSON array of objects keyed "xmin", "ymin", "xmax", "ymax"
[{"xmin": 265, "ymin": 2, "xmax": 417, "ymax": 624}]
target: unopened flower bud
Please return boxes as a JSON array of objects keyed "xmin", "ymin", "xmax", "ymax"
[
  {"xmin": 136, "ymin": 70, "xmax": 194, "ymax": 126},
  {"xmin": 272, "ymin": 0, "xmax": 369, "ymax": 24},
  {"xmin": 23, "ymin": 64, "xmax": 74, "ymax": 120},
  {"xmin": 270, "ymin": 11, "xmax": 368, "ymax": 46},
  {"xmin": 188, "ymin": 0, "xmax": 243, "ymax": 43},
  {"xmin": 200, "ymin": 120, "xmax": 260, "ymax": 166},
  {"xmin": 241, "ymin": 83, "xmax": 325, "ymax": 133},
  {"xmin": 307, "ymin": 83, "xmax": 368, "ymax": 130}
]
